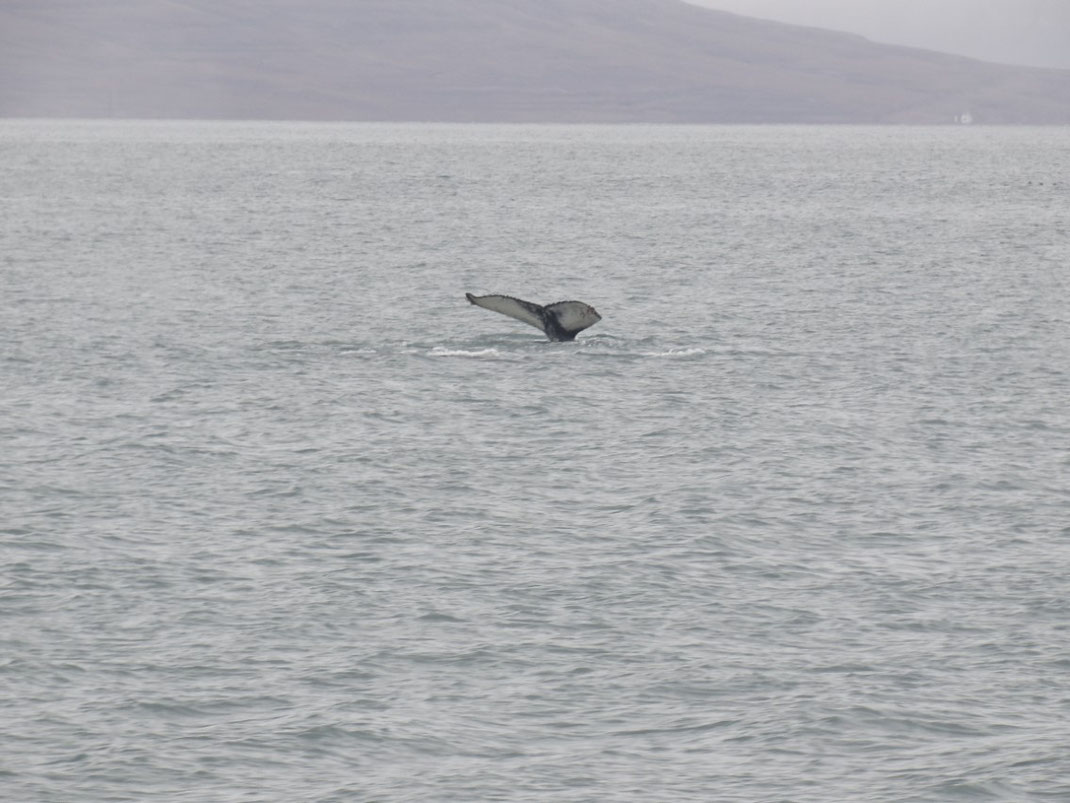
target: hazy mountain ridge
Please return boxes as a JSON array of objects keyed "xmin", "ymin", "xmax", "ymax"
[
  {"xmin": 689, "ymin": 0, "xmax": 1070, "ymax": 70},
  {"xmin": 3, "ymin": 0, "xmax": 1069, "ymax": 122}
]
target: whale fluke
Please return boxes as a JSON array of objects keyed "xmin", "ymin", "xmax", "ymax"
[{"xmin": 465, "ymin": 293, "xmax": 602, "ymax": 342}]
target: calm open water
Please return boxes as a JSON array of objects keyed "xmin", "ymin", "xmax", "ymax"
[{"xmin": 2, "ymin": 121, "xmax": 1069, "ymax": 801}]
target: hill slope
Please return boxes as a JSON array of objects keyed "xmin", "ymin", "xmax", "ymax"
[
  {"xmin": 689, "ymin": 0, "xmax": 1070, "ymax": 70},
  {"xmin": 2, "ymin": 0, "xmax": 1069, "ymax": 122}
]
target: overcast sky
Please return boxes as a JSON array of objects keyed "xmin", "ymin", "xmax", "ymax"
[{"xmin": 687, "ymin": 0, "xmax": 1070, "ymax": 69}]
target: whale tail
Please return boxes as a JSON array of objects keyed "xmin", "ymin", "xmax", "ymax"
[{"xmin": 465, "ymin": 293, "xmax": 601, "ymax": 341}]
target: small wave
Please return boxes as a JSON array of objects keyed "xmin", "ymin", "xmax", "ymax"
[
  {"xmin": 576, "ymin": 344, "xmax": 708, "ymax": 360},
  {"xmin": 640, "ymin": 348, "xmax": 707, "ymax": 358},
  {"xmin": 428, "ymin": 346, "xmax": 502, "ymax": 358}
]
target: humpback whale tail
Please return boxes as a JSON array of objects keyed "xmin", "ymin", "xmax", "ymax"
[{"xmin": 465, "ymin": 293, "xmax": 602, "ymax": 342}]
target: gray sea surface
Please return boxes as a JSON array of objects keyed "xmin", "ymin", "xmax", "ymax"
[{"xmin": 2, "ymin": 121, "xmax": 1069, "ymax": 802}]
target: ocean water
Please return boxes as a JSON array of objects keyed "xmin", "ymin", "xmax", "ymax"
[{"xmin": 2, "ymin": 120, "xmax": 1069, "ymax": 802}]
